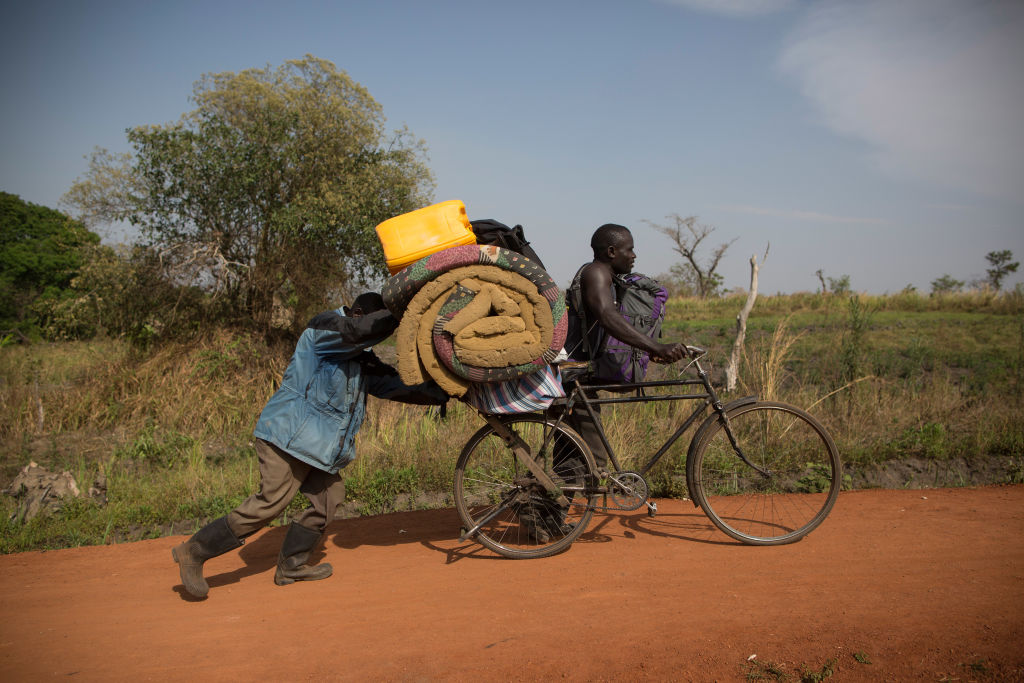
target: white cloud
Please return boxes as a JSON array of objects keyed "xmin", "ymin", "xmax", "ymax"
[
  {"xmin": 718, "ymin": 204, "xmax": 886, "ymax": 224},
  {"xmin": 779, "ymin": 0, "xmax": 1024, "ymax": 200},
  {"xmin": 657, "ymin": 0, "xmax": 797, "ymax": 18}
]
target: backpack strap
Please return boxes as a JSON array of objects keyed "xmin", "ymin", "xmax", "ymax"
[
  {"xmin": 565, "ymin": 264, "xmax": 592, "ymax": 360},
  {"xmin": 566, "ymin": 263, "xmax": 616, "ymax": 362}
]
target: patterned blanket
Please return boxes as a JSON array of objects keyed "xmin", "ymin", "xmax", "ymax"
[{"xmin": 381, "ymin": 244, "xmax": 567, "ymax": 397}]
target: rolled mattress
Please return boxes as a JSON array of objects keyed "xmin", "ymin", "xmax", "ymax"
[{"xmin": 381, "ymin": 244, "xmax": 567, "ymax": 397}]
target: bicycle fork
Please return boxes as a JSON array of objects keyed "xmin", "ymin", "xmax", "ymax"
[{"xmin": 715, "ymin": 405, "xmax": 772, "ymax": 479}]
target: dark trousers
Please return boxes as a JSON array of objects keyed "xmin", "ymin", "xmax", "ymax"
[{"xmin": 550, "ymin": 387, "xmax": 609, "ymax": 470}]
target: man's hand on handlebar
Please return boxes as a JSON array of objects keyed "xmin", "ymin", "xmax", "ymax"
[{"xmin": 651, "ymin": 342, "xmax": 687, "ymax": 364}]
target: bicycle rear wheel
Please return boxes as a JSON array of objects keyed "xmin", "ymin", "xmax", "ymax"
[
  {"xmin": 454, "ymin": 414, "xmax": 597, "ymax": 559},
  {"xmin": 690, "ymin": 401, "xmax": 841, "ymax": 545}
]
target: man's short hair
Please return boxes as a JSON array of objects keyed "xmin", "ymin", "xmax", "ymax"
[{"xmin": 591, "ymin": 223, "xmax": 632, "ymax": 255}]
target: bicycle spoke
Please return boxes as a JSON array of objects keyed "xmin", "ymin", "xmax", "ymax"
[
  {"xmin": 692, "ymin": 402, "xmax": 841, "ymax": 545},
  {"xmin": 454, "ymin": 415, "xmax": 597, "ymax": 559}
]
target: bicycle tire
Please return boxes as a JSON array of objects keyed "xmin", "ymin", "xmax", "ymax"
[
  {"xmin": 454, "ymin": 414, "xmax": 598, "ymax": 559},
  {"xmin": 690, "ymin": 401, "xmax": 841, "ymax": 545}
]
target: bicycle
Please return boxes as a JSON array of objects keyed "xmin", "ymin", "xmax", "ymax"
[{"xmin": 453, "ymin": 346, "xmax": 842, "ymax": 559}]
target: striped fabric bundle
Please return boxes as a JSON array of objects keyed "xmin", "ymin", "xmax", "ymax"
[{"xmin": 462, "ymin": 365, "xmax": 565, "ymax": 414}]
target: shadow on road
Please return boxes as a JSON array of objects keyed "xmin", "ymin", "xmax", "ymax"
[
  {"xmin": 622, "ymin": 510, "xmax": 742, "ymax": 546},
  {"xmin": 406, "ymin": 505, "xmax": 744, "ymax": 564},
  {"xmin": 329, "ymin": 507, "xmax": 462, "ymax": 548},
  {"xmin": 169, "ymin": 504, "xmax": 742, "ymax": 590}
]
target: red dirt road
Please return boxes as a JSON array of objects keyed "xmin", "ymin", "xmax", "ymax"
[{"xmin": 1, "ymin": 486, "xmax": 1022, "ymax": 681}]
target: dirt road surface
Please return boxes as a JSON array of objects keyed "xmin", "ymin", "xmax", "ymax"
[{"xmin": 1, "ymin": 486, "xmax": 1022, "ymax": 681}]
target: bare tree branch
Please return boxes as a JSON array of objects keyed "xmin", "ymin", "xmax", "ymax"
[{"xmin": 645, "ymin": 214, "xmax": 736, "ymax": 298}]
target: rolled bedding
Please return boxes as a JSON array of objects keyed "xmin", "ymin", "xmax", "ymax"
[{"xmin": 381, "ymin": 244, "xmax": 567, "ymax": 397}]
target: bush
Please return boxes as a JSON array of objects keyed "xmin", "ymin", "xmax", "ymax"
[{"xmin": 34, "ymin": 243, "xmax": 233, "ymax": 345}]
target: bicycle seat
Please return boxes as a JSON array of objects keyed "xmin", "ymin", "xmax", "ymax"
[{"xmin": 554, "ymin": 360, "xmax": 592, "ymax": 383}]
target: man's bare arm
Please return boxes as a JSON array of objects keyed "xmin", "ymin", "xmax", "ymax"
[{"xmin": 580, "ymin": 263, "xmax": 685, "ymax": 362}]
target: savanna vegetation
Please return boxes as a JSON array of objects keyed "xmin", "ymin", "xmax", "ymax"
[
  {"xmin": 2, "ymin": 55, "xmax": 1021, "ymax": 553},
  {"xmin": 2, "ymin": 288, "xmax": 1021, "ymax": 553}
]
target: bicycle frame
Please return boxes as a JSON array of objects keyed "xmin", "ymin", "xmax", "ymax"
[
  {"xmin": 558, "ymin": 376, "xmax": 711, "ymax": 477},
  {"xmin": 545, "ymin": 353, "xmax": 762, "ymax": 502},
  {"xmin": 457, "ymin": 349, "xmax": 842, "ymax": 556}
]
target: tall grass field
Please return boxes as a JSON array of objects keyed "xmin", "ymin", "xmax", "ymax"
[{"xmin": 2, "ymin": 290, "xmax": 1022, "ymax": 552}]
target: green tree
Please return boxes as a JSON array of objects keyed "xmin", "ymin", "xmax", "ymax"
[
  {"xmin": 827, "ymin": 274, "xmax": 851, "ymax": 295},
  {"xmin": 985, "ymin": 250, "xmax": 1019, "ymax": 291},
  {"xmin": 64, "ymin": 55, "xmax": 434, "ymax": 333},
  {"xmin": 0, "ymin": 192, "xmax": 100, "ymax": 330},
  {"xmin": 930, "ymin": 274, "xmax": 964, "ymax": 294},
  {"xmin": 646, "ymin": 214, "xmax": 735, "ymax": 299}
]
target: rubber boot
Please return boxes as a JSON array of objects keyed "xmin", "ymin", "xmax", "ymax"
[
  {"xmin": 523, "ymin": 455, "xmax": 583, "ymax": 543},
  {"xmin": 171, "ymin": 516, "xmax": 243, "ymax": 599},
  {"xmin": 521, "ymin": 504, "xmax": 575, "ymax": 544},
  {"xmin": 274, "ymin": 522, "xmax": 333, "ymax": 586}
]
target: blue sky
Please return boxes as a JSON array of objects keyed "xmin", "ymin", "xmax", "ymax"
[{"xmin": 2, "ymin": 0, "xmax": 1022, "ymax": 294}]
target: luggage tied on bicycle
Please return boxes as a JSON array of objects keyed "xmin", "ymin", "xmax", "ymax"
[{"xmin": 381, "ymin": 244, "xmax": 568, "ymax": 398}]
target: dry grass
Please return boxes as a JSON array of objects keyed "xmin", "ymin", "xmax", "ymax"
[
  {"xmin": 737, "ymin": 315, "xmax": 806, "ymax": 402},
  {"xmin": 1, "ymin": 289, "xmax": 1022, "ymax": 551}
]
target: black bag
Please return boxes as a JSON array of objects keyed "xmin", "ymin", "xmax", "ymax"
[{"xmin": 470, "ymin": 219, "xmax": 546, "ymax": 270}]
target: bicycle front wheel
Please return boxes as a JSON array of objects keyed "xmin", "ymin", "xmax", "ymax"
[
  {"xmin": 454, "ymin": 414, "xmax": 597, "ymax": 559},
  {"xmin": 690, "ymin": 401, "xmax": 841, "ymax": 545}
]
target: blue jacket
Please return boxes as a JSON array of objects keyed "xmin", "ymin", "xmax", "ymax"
[{"xmin": 253, "ymin": 309, "xmax": 447, "ymax": 474}]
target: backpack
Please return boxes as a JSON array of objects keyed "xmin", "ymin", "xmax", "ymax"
[
  {"xmin": 565, "ymin": 269, "xmax": 668, "ymax": 383},
  {"xmin": 470, "ymin": 219, "xmax": 547, "ymax": 270}
]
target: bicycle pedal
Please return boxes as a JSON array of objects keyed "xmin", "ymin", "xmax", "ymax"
[{"xmin": 646, "ymin": 501, "xmax": 658, "ymax": 518}]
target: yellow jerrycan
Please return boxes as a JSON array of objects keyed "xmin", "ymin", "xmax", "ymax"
[{"xmin": 375, "ymin": 200, "xmax": 477, "ymax": 275}]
